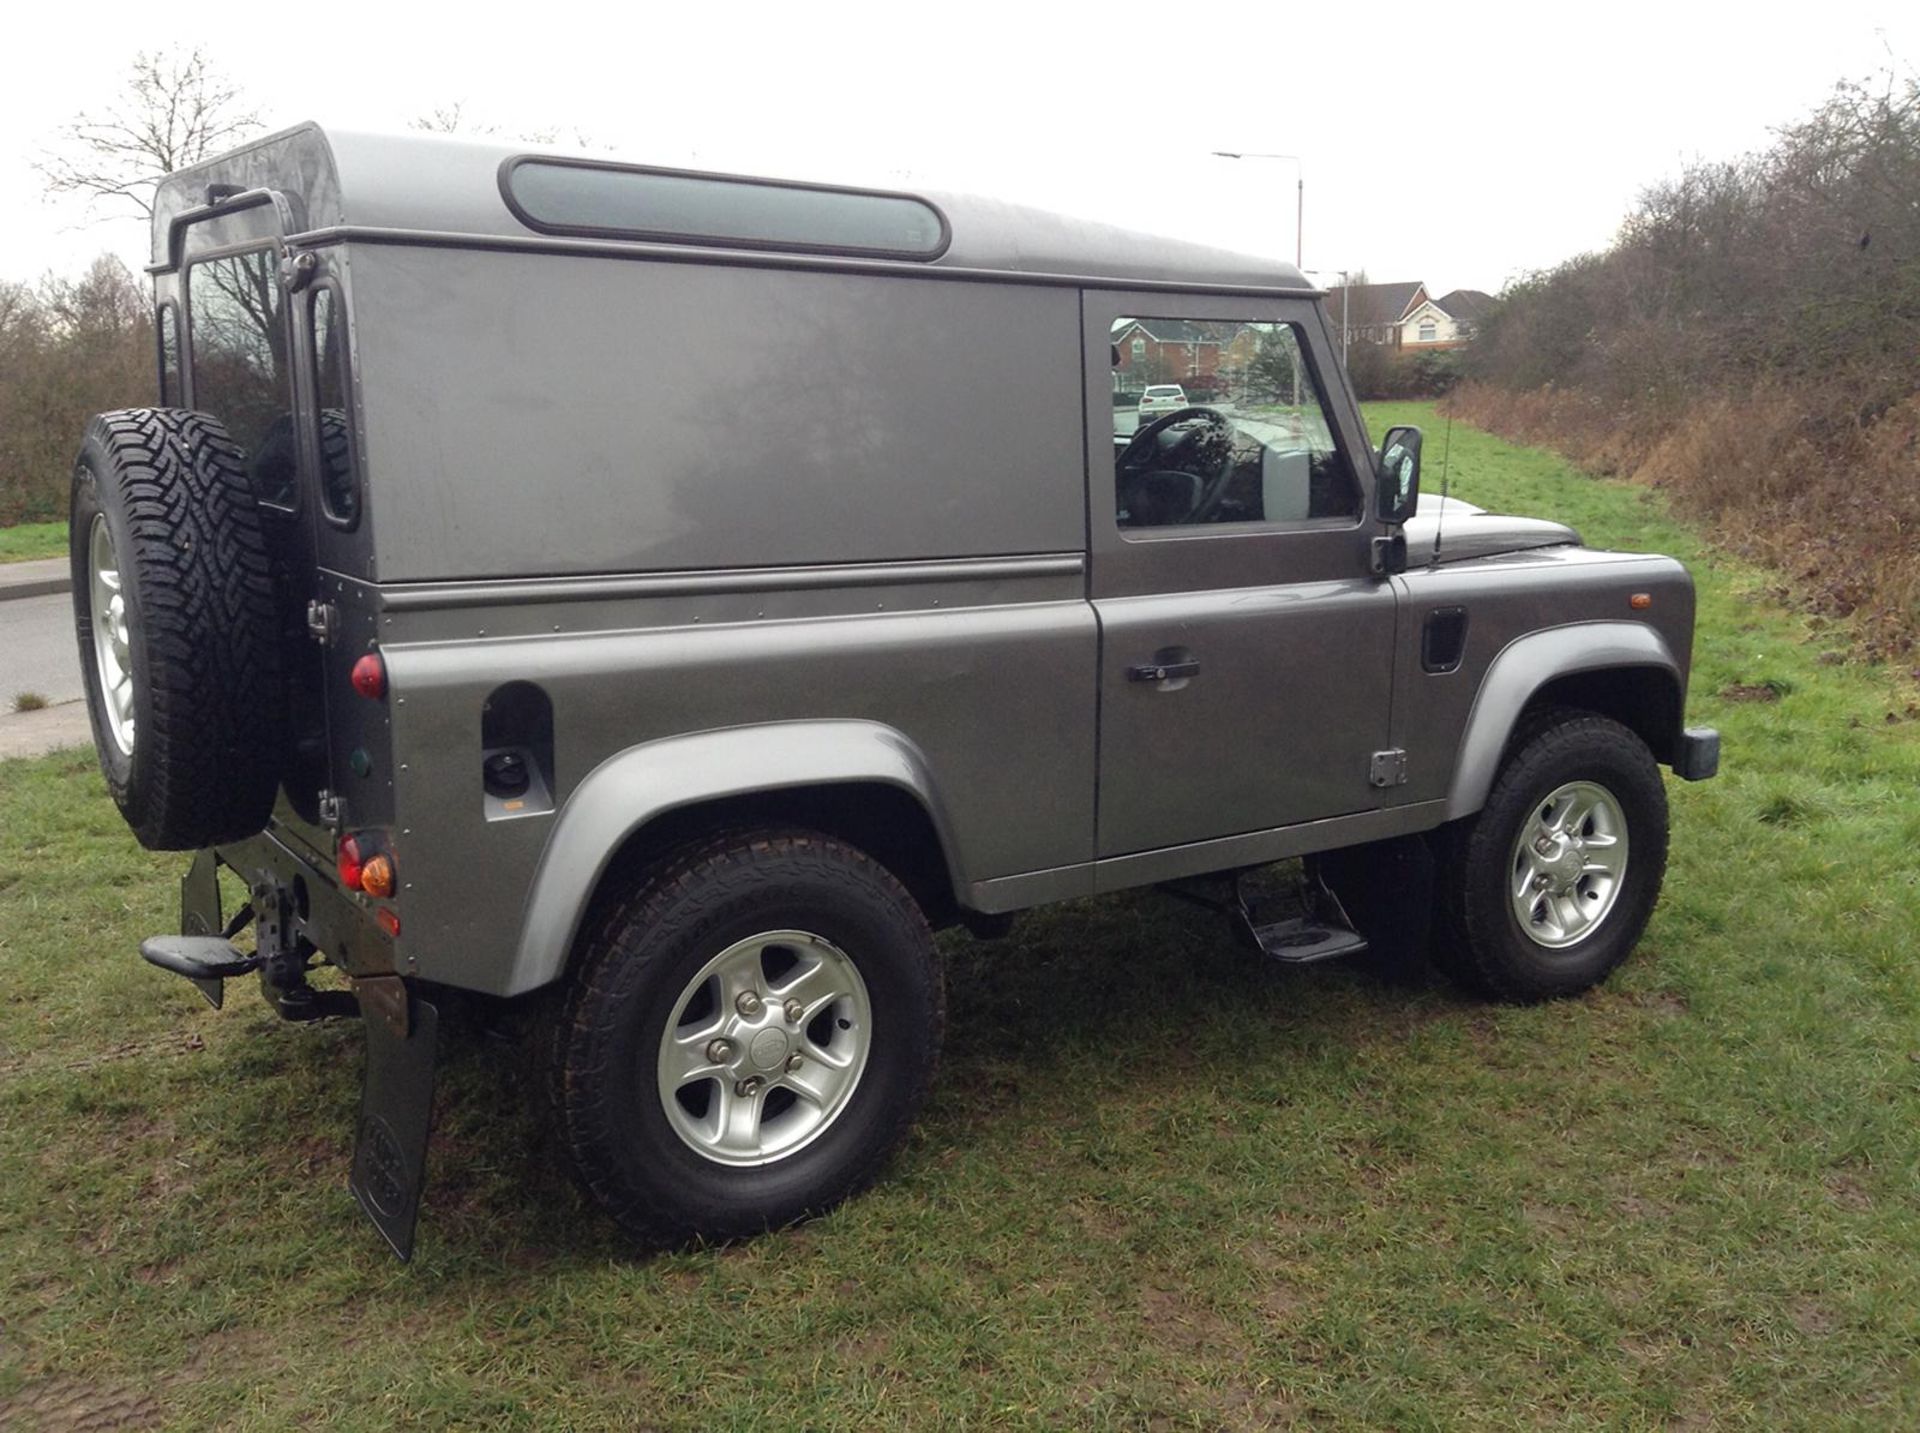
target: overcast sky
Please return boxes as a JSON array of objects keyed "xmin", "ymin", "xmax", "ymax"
[{"xmin": 3, "ymin": 0, "xmax": 1915, "ymax": 296}]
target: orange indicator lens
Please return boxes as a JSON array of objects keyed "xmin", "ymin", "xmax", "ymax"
[{"xmin": 360, "ymin": 852, "xmax": 395, "ymax": 900}]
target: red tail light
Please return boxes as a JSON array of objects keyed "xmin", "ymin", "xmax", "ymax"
[
  {"xmin": 350, "ymin": 652, "xmax": 387, "ymax": 700},
  {"xmin": 337, "ymin": 834, "xmax": 364, "ymax": 890}
]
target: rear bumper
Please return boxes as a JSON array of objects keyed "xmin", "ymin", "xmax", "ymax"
[{"xmin": 1673, "ymin": 726, "xmax": 1720, "ymax": 782}]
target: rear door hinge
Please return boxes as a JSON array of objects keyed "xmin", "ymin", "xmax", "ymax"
[
  {"xmin": 317, "ymin": 789, "xmax": 345, "ymax": 829},
  {"xmin": 307, "ymin": 599, "xmax": 339, "ymax": 647},
  {"xmin": 1369, "ymin": 749, "xmax": 1409, "ymax": 788}
]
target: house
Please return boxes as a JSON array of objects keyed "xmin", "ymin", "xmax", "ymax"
[
  {"xmin": 1399, "ymin": 289, "xmax": 1496, "ymax": 350},
  {"xmin": 1321, "ymin": 281, "xmax": 1428, "ymax": 348},
  {"xmin": 1111, "ymin": 318, "xmax": 1242, "ymax": 387},
  {"xmin": 1318, "ymin": 282, "xmax": 1495, "ymax": 351}
]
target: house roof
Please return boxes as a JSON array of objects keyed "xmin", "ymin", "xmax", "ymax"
[
  {"xmin": 1114, "ymin": 319, "xmax": 1243, "ymax": 344},
  {"xmin": 152, "ymin": 123, "xmax": 1315, "ymax": 293},
  {"xmin": 1435, "ymin": 289, "xmax": 1495, "ymax": 322},
  {"xmin": 1322, "ymin": 281, "xmax": 1426, "ymax": 328}
]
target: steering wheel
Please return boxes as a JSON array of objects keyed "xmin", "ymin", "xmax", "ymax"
[{"xmin": 1118, "ymin": 406, "xmax": 1236, "ymax": 523}]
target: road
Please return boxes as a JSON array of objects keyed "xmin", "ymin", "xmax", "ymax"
[{"xmin": 1, "ymin": 593, "xmax": 83, "ymax": 707}]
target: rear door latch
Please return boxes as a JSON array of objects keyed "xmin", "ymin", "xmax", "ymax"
[{"xmin": 307, "ymin": 599, "xmax": 339, "ymax": 647}]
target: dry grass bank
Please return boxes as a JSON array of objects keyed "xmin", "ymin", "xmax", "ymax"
[{"xmin": 1448, "ymin": 381, "xmax": 1920, "ymax": 658}]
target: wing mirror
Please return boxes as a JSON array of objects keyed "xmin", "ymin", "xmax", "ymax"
[{"xmin": 1376, "ymin": 425, "xmax": 1423, "ymax": 526}]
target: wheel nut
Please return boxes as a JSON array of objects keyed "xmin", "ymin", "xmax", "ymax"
[
  {"xmin": 735, "ymin": 990, "xmax": 763, "ymax": 1018},
  {"xmin": 783, "ymin": 998, "xmax": 805, "ymax": 1024},
  {"xmin": 735, "ymin": 1076, "xmax": 763, "ymax": 1097},
  {"xmin": 1534, "ymin": 836, "xmax": 1556, "ymax": 856},
  {"xmin": 786, "ymin": 1053, "xmax": 804, "ymax": 1073},
  {"xmin": 705, "ymin": 1038, "xmax": 733, "ymax": 1064},
  {"xmin": 1533, "ymin": 872, "xmax": 1553, "ymax": 891}
]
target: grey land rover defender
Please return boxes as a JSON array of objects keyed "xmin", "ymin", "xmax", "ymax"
[{"xmin": 69, "ymin": 124, "xmax": 1719, "ymax": 1258}]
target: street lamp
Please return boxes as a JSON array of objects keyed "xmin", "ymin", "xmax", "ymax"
[{"xmin": 1211, "ymin": 150, "xmax": 1303, "ymax": 269}]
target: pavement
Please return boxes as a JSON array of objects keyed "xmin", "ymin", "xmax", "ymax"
[
  {"xmin": 0, "ymin": 557, "xmax": 70, "ymax": 601},
  {"xmin": 1, "ymin": 563, "xmax": 91, "ymax": 759}
]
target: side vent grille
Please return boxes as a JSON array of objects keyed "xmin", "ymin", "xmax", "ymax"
[{"xmin": 1422, "ymin": 607, "xmax": 1469, "ymax": 674}]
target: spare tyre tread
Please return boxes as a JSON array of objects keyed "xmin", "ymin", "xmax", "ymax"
[{"xmin": 73, "ymin": 408, "xmax": 288, "ymax": 850}]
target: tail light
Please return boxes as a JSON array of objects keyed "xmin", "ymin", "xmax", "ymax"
[
  {"xmin": 337, "ymin": 834, "xmax": 364, "ymax": 889},
  {"xmin": 350, "ymin": 652, "xmax": 387, "ymax": 700}
]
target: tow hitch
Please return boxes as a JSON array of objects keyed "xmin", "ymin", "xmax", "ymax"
[{"xmin": 138, "ymin": 851, "xmax": 440, "ymax": 1261}]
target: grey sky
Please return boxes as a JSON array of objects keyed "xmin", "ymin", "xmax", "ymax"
[{"xmin": 3, "ymin": 0, "xmax": 1915, "ymax": 295}]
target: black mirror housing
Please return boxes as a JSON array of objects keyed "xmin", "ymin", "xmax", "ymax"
[{"xmin": 1376, "ymin": 425, "xmax": 1422, "ymax": 526}]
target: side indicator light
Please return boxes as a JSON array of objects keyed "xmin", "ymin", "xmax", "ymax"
[
  {"xmin": 1629, "ymin": 593, "xmax": 1653, "ymax": 610},
  {"xmin": 337, "ymin": 834, "xmax": 364, "ymax": 891},
  {"xmin": 376, "ymin": 908, "xmax": 401, "ymax": 937},
  {"xmin": 360, "ymin": 852, "xmax": 396, "ymax": 900},
  {"xmin": 350, "ymin": 652, "xmax": 387, "ymax": 700}
]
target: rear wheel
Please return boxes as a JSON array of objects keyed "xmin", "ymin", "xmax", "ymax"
[
  {"xmin": 1435, "ymin": 709, "xmax": 1668, "ymax": 1001},
  {"xmin": 543, "ymin": 829, "xmax": 945, "ymax": 1245}
]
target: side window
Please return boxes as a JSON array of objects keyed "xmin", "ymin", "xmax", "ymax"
[
  {"xmin": 157, "ymin": 303, "xmax": 181, "ymax": 406},
  {"xmin": 310, "ymin": 286, "xmax": 359, "ymax": 525},
  {"xmin": 188, "ymin": 249, "xmax": 296, "ymax": 509},
  {"xmin": 1112, "ymin": 317, "xmax": 1358, "ymax": 531}
]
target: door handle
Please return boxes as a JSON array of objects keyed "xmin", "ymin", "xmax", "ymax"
[{"xmin": 1127, "ymin": 659, "xmax": 1200, "ymax": 683}]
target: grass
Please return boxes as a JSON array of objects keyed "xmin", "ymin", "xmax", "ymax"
[
  {"xmin": 11, "ymin": 692, "xmax": 49, "ymax": 714},
  {"xmin": 4, "ymin": 404, "xmax": 1920, "ymax": 1427},
  {"xmin": 0, "ymin": 520, "xmax": 66, "ymax": 564}
]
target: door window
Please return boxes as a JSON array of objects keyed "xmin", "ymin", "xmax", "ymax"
[
  {"xmin": 310, "ymin": 286, "xmax": 359, "ymax": 525},
  {"xmin": 1112, "ymin": 317, "xmax": 1357, "ymax": 531},
  {"xmin": 188, "ymin": 248, "xmax": 296, "ymax": 509}
]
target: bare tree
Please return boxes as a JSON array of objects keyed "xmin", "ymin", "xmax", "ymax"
[
  {"xmin": 411, "ymin": 102, "xmax": 496, "ymax": 137},
  {"xmin": 37, "ymin": 47, "xmax": 262, "ymax": 218},
  {"xmin": 412, "ymin": 101, "xmax": 598, "ymax": 150}
]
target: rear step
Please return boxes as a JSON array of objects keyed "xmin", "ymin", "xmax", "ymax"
[{"xmin": 140, "ymin": 935, "xmax": 261, "ymax": 1009}]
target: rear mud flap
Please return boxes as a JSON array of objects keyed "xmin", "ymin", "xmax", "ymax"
[{"xmin": 350, "ymin": 976, "xmax": 439, "ymax": 1261}]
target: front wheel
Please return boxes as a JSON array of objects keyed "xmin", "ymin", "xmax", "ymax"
[
  {"xmin": 1436, "ymin": 710, "xmax": 1669, "ymax": 1002},
  {"xmin": 542, "ymin": 829, "xmax": 945, "ymax": 1246}
]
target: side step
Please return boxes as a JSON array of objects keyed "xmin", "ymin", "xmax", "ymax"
[
  {"xmin": 140, "ymin": 935, "xmax": 262, "ymax": 1009},
  {"xmin": 1239, "ymin": 872, "xmax": 1369, "ymax": 965},
  {"xmin": 1158, "ymin": 866, "xmax": 1372, "ymax": 967},
  {"xmin": 1244, "ymin": 909, "xmax": 1370, "ymax": 965}
]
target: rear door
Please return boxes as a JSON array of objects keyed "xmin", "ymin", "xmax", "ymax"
[
  {"xmin": 178, "ymin": 204, "xmax": 333, "ymax": 853},
  {"xmin": 1088, "ymin": 291, "xmax": 1397, "ymax": 857}
]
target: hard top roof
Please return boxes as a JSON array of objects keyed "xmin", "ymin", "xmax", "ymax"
[{"xmin": 152, "ymin": 123, "xmax": 1314, "ymax": 292}]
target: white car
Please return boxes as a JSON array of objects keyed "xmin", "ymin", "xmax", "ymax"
[{"xmin": 1137, "ymin": 384, "xmax": 1189, "ymax": 422}]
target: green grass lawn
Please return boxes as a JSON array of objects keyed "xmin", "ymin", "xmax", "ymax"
[
  {"xmin": 0, "ymin": 521, "xmax": 67, "ymax": 564},
  {"xmin": 4, "ymin": 406, "xmax": 1919, "ymax": 1428}
]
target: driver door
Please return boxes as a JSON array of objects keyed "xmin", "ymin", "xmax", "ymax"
[{"xmin": 1088, "ymin": 292, "xmax": 1397, "ymax": 858}]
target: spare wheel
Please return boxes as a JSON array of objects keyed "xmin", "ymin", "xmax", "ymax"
[{"xmin": 70, "ymin": 408, "xmax": 289, "ymax": 850}]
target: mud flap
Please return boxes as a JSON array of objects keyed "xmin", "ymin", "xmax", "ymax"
[
  {"xmin": 178, "ymin": 849, "xmax": 225, "ymax": 1008},
  {"xmin": 349, "ymin": 976, "xmax": 439, "ymax": 1261}
]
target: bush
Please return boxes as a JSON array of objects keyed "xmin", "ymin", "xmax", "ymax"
[
  {"xmin": 1450, "ymin": 73, "xmax": 1920, "ymax": 654},
  {"xmin": 1, "ymin": 257, "xmax": 153, "ymax": 524}
]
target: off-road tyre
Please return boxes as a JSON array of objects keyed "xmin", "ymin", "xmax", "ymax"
[
  {"xmin": 542, "ymin": 828, "xmax": 945, "ymax": 1247},
  {"xmin": 1434, "ymin": 708, "xmax": 1668, "ymax": 1002},
  {"xmin": 70, "ymin": 409, "xmax": 287, "ymax": 849}
]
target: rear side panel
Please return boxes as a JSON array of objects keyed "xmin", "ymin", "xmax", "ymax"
[{"xmin": 347, "ymin": 248, "xmax": 1087, "ymax": 580}]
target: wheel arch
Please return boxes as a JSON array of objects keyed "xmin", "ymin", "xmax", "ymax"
[
  {"xmin": 1443, "ymin": 622, "xmax": 1683, "ymax": 821},
  {"xmin": 505, "ymin": 720, "xmax": 965, "ymax": 998}
]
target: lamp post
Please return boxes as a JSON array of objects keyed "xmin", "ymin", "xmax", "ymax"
[{"xmin": 1211, "ymin": 150, "xmax": 1303, "ymax": 269}]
